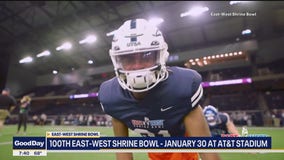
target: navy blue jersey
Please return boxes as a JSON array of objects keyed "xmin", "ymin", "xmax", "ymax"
[
  {"xmin": 208, "ymin": 113, "xmax": 230, "ymax": 137},
  {"xmin": 98, "ymin": 66, "xmax": 203, "ymax": 137}
]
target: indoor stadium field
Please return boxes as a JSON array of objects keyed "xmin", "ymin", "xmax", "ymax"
[{"xmin": 0, "ymin": 125, "xmax": 284, "ymax": 160}]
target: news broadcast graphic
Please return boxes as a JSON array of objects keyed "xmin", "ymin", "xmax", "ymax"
[
  {"xmin": 46, "ymin": 131, "xmax": 100, "ymax": 138},
  {"xmin": 47, "ymin": 137, "xmax": 271, "ymax": 150},
  {"xmin": 12, "ymin": 131, "xmax": 272, "ymax": 156},
  {"xmin": 13, "ymin": 137, "xmax": 46, "ymax": 156}
]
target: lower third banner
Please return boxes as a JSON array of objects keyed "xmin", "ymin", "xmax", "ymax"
[
  {"xmin": 46, "ymin": 137, "xmax": 271, "ymax": 150},
  {"xmin": 13, "ymin": 135, "xmax": 272, "ymax": 156}
]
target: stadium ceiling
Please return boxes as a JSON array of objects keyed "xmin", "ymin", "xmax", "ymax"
[{"xmin": 0, "ymin": 1, "xmax": 284, "ymax": 75}]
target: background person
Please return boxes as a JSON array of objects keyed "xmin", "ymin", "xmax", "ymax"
[
  {"xmin": 40, "ymin": 113, "xmax": 47, "ymax": 126},
  {"xmin": 0, "ymin": 88, "xmax": 16, "ymax": 135},
  {"xmin": 203, "ymin": 105, "xmax": 240, "ymax": 137},
  {"xmin": 16, "ymin": 95, "xmax": 31, "ymax": 135}
]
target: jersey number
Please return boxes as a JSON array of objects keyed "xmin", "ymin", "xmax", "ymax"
[{"xmin": 134, "ymin": 129, "xmax": 170, "ymax": 137}]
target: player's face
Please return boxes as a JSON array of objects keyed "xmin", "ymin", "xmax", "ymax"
[
  {"xmin": 116, "ymin": 50, "xmax": 159, "ymax": 71},
  {"xmin": 205, "ymin": 114, "xmax": 218, "ymax": 126}
]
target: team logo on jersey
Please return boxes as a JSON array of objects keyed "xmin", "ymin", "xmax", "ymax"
[{"xmin": 131, "ymin": 117, "xmax": 164, "ymax": 129}]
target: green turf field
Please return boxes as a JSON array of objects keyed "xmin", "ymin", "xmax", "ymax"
[{"xmin": 0, "ymin": 125, "xmax": 284, "ymax": 160}]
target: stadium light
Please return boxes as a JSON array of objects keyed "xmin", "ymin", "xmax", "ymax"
[
  {"xmin": 52, "ymin": 70, "xmax": 58, "ymax": 74},
  {"xmin": 241, "ymin": 29, "xmax": 252, "ymax": 35},
  {"xmin": 88, "ymin": 60, "xmax": 94, "ymax": 64},
  {"xmin": 79, "ymin": 35, "xmax": 97, "ymax": 44},
  {"xmin": 19, "ymin": 56, "xmax": 33, "ymax": 64},
  {"xmin": 229, "ymin": 1, "xmax": 249, "ymax": 5},
  {"xmin": 148, "ymin": 17, "xmax": 164, "ymax": 26},
  {"xmin": 36, "ymin": 50, "xmax": 51, "ymax": 58},
  {"xmin": 180, "ymin": 6, "xmax": 209, "ymax": 17},
  {"xmin": 56, "ymin": 42, "xmax": 72, "ymax": 51}
]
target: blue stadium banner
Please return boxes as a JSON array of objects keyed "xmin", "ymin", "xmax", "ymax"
[{"xmin": 46, "ymin": 137, "xmax": 271, "ymax": 150}]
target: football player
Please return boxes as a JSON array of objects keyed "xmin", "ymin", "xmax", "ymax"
[
  {"xmin": 98, "ymin": 19, "xmax": 221, "ymax": 160},
  {"xmin": 203, "ymin": 105, "xmax": 240, "ymax": 137}
]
